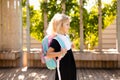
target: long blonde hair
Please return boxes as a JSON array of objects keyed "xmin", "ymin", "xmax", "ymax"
[{"xmin": 46, "ymin": 13, "xmax": 70, "ymax": 35}]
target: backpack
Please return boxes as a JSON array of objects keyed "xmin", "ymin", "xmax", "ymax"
[{"xmin": 41, "ymin": 35, "xmax": 66, "ymax": 70}]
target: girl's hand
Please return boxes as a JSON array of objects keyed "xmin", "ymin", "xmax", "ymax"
[
  {"xmin": 72, "ymin": 42, "xmax": 75, "ymax": 48},
  {"xmin": 60, "ymin": 48, "xmax": 67, "ymax": 56}
]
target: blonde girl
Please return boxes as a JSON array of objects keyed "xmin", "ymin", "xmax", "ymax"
[{"xmin": 46, "ymin": 13, "xmax": 76, "ymax": 80}]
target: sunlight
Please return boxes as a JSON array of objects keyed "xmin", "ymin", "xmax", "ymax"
[
  {"xmin": 40, "ymin": 75, "xmax": 47, "ymax": 79},
  {"xmin": 29, "ymin": 72, "xmax": 37, "ymax": 77},
  {"xmin": 7, "ymin": 0, "xmax": 10, "ymax": 8},
  {"xmin": 103, "ymin": 49, "xmax": 118, "ymax": 54},
  {"xmin": 18, "ymin": 74, "xmax": 25, "ymax": 80},
  {"xmin": 29, "ymin": 0, "xmax": 40, "ymax": 10},
  {"xmin": 16, "ymin": 69, "xmax": 20, "ymax": 72},
  {"xmin": 21, "ymin": 66, "xmax": 28, "ymax": 72},
  {"xmin": 28, "ymin": 0, "xmax": 113, "ymax": 11},
  {"xmin": 84, "ymin": 0, "xmax": 112, "ymax": 12},
  {"xmin": 0, "ymin": 73, "xmax": 3, "ymax": 77},
  {"xmin": 8, "ymin": 73, "xmax": 12, "ymax": 78},
  {"xmin": 102, "ymin": 0, "xmax": 112, "ymax": 4},
  {"xmin": 28, "ymin": 72, "xmax": 47, "ymax": 79},
  {"xmin": 88, "ymin": 75, "xmax": 93, "ymax": 78},
  {"xmin": 57, "ymin": 0, "xmax": 61, "ymax": 4}
]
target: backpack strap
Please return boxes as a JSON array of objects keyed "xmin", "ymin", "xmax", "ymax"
[
  {"xmin": 42, "ymin": 35, "xmax": 56, "ymax": 56},
  {"xmin": 54, "ymin": 35, "xmax": 66, "ymax": 79},
  {"xmin": 42, "ymin": 35, "xmax": 49, "ymax": 56},
  {"xmin": 54, "ymin": 36, "xmax": 66, "ymax": 49}
]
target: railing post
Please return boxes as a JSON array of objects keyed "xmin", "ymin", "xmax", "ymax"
[
  {"xmin": 0, "ymin": 0, "xmax": 2, "ymax": 51},
  {"xmin": 98, "ymin": 0, "xmax": 102, "ymax": 52},
  {"xmin": 80, "ymin": 0, "xmax": 84, "ymax": 52},
  {"xmin": 19, "ymin": 0, "xmax": 23, "ymax": 67},
  {"xmin": 26, "ymin": 0, "xmax": 30, "ymax": 53},
  {"xmin": 43, "ymin": 0, "xmax": 48, "ymax": 35}
]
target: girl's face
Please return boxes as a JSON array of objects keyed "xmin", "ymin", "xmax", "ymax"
[{"xmin": 63, "ymin": 20, "xmax": 70, "ymax": 34}]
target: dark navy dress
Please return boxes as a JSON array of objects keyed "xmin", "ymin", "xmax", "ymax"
[{"xmin": 50, "ymin": 39, "xmax": 76, "ymax": 80}]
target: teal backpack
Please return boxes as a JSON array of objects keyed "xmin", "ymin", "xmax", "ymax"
[{"xmin": 41, "ymin": 35, "xmax": 65, "ymax": 70}]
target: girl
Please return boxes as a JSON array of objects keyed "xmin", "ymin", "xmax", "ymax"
[{"xmin": 46, "ymin": 13, "xmax": 76, "ymax": 80}]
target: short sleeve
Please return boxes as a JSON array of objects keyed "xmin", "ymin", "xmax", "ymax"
[{"xmin": 50, "ymin": 39, "xmax": 61, "ymax": 52}]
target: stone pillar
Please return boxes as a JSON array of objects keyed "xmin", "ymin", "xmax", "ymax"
[
  {"xmin": 26, "ymin": 0, "xmax": 30, "ymax": 53},
  {"xmin": 1, "ymin": 0, "xmax": 21, "ymax": 51},
  {"xmin": 117, "ymin": 0, "xmax": 120, "ymax": 52},
  {"xmin": 19, "ymin": 0, "xmax": 23, "ymax": 67},
  {"xmin": 1, "ymin": 0, "xmax": 8, "ymax": 50},
  {"xmin": 61, "ymin": 0, "xmax": 65, "ymax": 13},
  {"xmin": 0, "ymin": 0, "xmax": 2, "ymax": 51},
  {"xmin": 80, "ymin": 0, "xmax": 84, "ymax": 52},
  {"xmin": 43, "ymin": 0, "xmax": 48, "ymax": 35},
  {"xmin": 98, "ymin": 0, "xmax": 102, "ymax": 52}
]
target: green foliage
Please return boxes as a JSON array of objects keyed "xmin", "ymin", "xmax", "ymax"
[
  {"xmin": 47, "ymin": 0, "xmax": 62, "ymax": 22},
  {"xmin": 22, "ymin": 0, "xmax": 117, "ymax": 50},
  {"xmin": 40, "ymin": 1, "xmax": 48, "ymax": 12},
  {"xmin": 22, "ymin": 0, "xmax": 26, "ymax": 7},
  {"xmin": 102, "ymin": 0, "xmax": 117, "ymax": 29},
  {"xmin": 65, "ymin": 0, "xmax": 81, "ymax": 49},
  {"xmin": 22, "ymin": 5, "xmax": 44, "ymax": 41},
  {"xmin": 85, "ymin": 33, "xmax": 98, "ymax": 49},
  {"xmin": 83, "ymin": 0, "xmax": 117, "ymax": 49},
  {"xmin": 29, "ymin": 6, "xmax": 44, "ymax": 41}
]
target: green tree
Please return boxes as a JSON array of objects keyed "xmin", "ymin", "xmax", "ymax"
[
  {"xmin": 29, "ymin": 6, "xmax": 44, "ymax": 41},
  {"xmin": 22, "ymin": 0, "xmax": 44, "ymax": 41},
  {"xmin": 83, "ymin": 0, "xmax": 116, "ymax": 49},
  {"xmin": 22, "ymin": 0, "xmax": 117, "ymax": 50}
]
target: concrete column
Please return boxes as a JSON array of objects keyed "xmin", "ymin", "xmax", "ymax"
[
  {"xmin": 61, "ymin": 0, "xmax": 65, "ymax": 13},
  {"xmin": 1, "ymin": 0, "xmax": 21, "ymax": 51},
  {"xmin": 80, "ymin": 0, "xmax": 84, "ymax": 52},
  {"xmin": 2, "ymin": 0, "xmax": 8, "ymax": 50},
  {"xmin": 117, "ymin": 0, "xmax": 120, "ymax": 52},
  {"xmin": 0, "ymin": 0, "xmax": 2, "ymax": 51},
  {"xmin": 18, "ymin": 0, "xmax": 23, "ymax": 67},
  {"xmin": 98, "ymin": 0, "xmax": 102, "ymax": 52},
  {"xmin": 26, "ymin": 0, "xmax": 30, "ymax": 53},
  {"xmin": 43, "ymin": 0, "xmax": 48, "ymax": 35}
]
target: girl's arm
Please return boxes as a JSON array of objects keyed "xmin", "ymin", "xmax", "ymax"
[{"xmin": 46, "ymin": 47, "xmax": 67, "ymax": 58}]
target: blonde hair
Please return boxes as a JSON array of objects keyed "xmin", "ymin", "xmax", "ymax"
[{"xmin": 46, "ymin": 13, "xmax": 70, "ymax": 35}]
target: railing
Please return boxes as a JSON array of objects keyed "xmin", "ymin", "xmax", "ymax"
[
  {"xmin": 0, "ymin": 51, "xmax": 20, "ymax": 67},
  {"xmin": 26, "ymin": 51, "xmax": 120, "ymax": 68}
]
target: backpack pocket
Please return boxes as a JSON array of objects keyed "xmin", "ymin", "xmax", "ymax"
[{"xmin": 44, "ymin": 57, "xmax": 57, "ymax": 70}]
